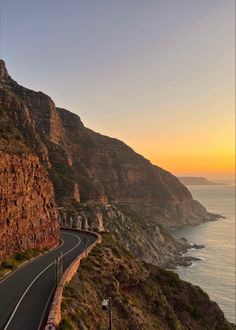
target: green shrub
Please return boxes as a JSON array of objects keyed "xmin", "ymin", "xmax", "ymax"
[
  {"xmin": 1, "ymin": 261, "xmax": 14, "ymax": 269},
  {"xmin": 59, "ymin": 318, "xmax": 74, "ymax": 330},
  {"xmin": 159, "ymin": 269, "xmax": 182, "ymax": 288},
  {"xmin": 166, "ymin": 309, "xmax": 181, "ymax": 330},
  {"xmin": 186, "ymin": 303, "xmax": 202, "ymax": 320},
  {"xmin": 14, "ymin": 252, "xmax": 26, "ymax": 261},
  {"xmin": 53, "ymin": 163, "xmax": 77, "ymax": 180},
  {"xmin": 0, "ymin": 248, "xmax": 45, "ymax": 280},
  {"xmin": 61, "ymin": 300, "xmax": 68, "ymax": 311}
]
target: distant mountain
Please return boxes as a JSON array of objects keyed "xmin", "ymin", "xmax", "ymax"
[{"xmin": 178, "ymin": 177, "xmax": 225, "ymax": 186}]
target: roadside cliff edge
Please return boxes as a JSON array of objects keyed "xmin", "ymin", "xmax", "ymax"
[
  {"xmin": 0, "ymin": 59, "xmax": 219, "ymax": 266},
  {"xmin": 0, "ymin": 60, "xmax": 59, "ymax": 263}
]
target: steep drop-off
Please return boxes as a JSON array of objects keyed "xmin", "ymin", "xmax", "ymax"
[
  {"xmin": 0, "ymin": 59, "xmax": 218, "ymax": 266},
  {"xmin": 60, "ymin": 233, "xmax": 235, "ymax": 330},
  {"xmin": 56, "ymin": 107, "xmax": 214, "ymax": 229},
  {"xmin": 58, "ymin": 203, "xmax": 197, "ymax": 268},
  {"xmin": 0, "ymin": 59, "xmax": 215, "ymax": 227},
  {"xmin": 0, "ymin": 152, "xmax": 59, "ymax": 263},
  {"xmin": 0, "ymin": 60, "xmax": 59, "ymax": 262}
]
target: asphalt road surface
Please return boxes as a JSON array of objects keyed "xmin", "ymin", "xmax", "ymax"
[{"xmin": 0, "ymin": 229, "xmax": 97, "ymax": 330}]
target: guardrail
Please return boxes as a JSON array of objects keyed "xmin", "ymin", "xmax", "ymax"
[{"xmin": 46, "ymin": 228, "xmax": 102, "ymax": 327}]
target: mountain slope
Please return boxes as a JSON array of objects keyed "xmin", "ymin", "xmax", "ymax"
[
  {"xmin": 0, "ymin": 60, "xmax": 59, "ymax": 262},
  {"xmin": 0, "ymin": 59, "xmax": 216, "ymax": 226},
  {"xmin": 60, "ymin": 233, "xmax": 235, "ymax": 330},
  {"xmin": 0, "ymin": 59, "xmax": 219, "ymax": 266}
]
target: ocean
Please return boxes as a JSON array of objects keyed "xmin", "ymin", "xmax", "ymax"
[{"xmin": 171, "ymin": 184, "xmax": 235, "ymax": 324}]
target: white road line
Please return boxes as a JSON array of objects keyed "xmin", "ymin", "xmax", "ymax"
[
  {"xmin": 4, "ymin": 232, "xmax": 82, "ymax": 330},
  {"xmin": 4, "ymin": 262, "xmax": 54, "ymax": 330},
  {"xmin": 37, "ymin": 287, "xmax": 55, "ymax": 330},
  {"xmin": 0, "ymin": 238, "xmax": 65, "ymax": 286},
  {"xmin": 61, "ymin": 232, "xmax": 81, "ymax": 257}
]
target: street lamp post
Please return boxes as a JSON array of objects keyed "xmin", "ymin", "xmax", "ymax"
[{"xmin": 102, "ymin": 297, "xmax": 112, "ymax": 330}]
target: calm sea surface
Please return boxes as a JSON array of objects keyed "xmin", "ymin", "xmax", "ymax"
[{"xmin": 171, "ymin": 184, "xmax": 235, "ymax": 324}]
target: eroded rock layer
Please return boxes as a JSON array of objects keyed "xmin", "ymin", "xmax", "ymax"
[
  {"xmin": 0, "ymin": 59, "xmax": 216, "ymax": 229},
  {"xmin": 0, "ymin": 58, "xmax": 218, "ymax": 265},
  {"xmin": 0, "ymin": 152, "xmax": 59, "ymax": 262}
]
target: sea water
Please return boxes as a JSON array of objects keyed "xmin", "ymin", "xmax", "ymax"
[{"xmin": 171, "ymin": 184, "xmax": 235, "ymax": 324}]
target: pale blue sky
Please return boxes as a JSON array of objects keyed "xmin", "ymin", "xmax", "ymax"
[{"xmin": 0, "ymin": 0, "xmax": 235, "ymax": 177}]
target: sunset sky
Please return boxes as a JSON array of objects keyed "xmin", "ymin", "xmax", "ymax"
[{"xmin": 0, "ymin": 0, "xmax": 235, "ymax": 178}]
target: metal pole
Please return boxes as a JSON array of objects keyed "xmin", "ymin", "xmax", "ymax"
[
  {"xmin": 56, "ymin": 257, "xmax": 59, "ymax": 284},
  {"xmin": 60, "ymin": 252, "xmax": 63, "ymax": 281},
  {"xmin": 85, "ymin": 236, "xmax": 88, "ymax": 257},
  {"xmin": 55, "ymin": 259, "xmax": 57, "ymax": 285},
  {"xmin": 108, "ymin": 297, "xmax": 112, "ymax": 330},
  {"xmin": 83, "ymin": 275, "xmax": 87, "ymax": 303},
  {"xmin": 84, "ymin": 235, "xmax": 88, "ymax": 256}
]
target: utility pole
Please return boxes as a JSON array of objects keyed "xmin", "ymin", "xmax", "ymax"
[
  {"xmin": 108, "ymin": 297, "xmax": 112, "ymax": 330},
  {"xmin": 84, "ymin": 235, "xmax": 88, "ymax": 256},
  {"xmin": 102, "ymin": 297, "xmax": 112, "ymax": 330},
  {"xmin": 55, "ymin": 251, "xmax": 63, "ymax": 285},
  {"xmin": 55, "ymin": 258, "xmax": 57, "ymax": 285},
  {"xmin": 82, "ymin": 274, "xmax": 87, "ymax": 303}
]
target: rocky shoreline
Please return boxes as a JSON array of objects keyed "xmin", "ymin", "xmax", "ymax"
[
  {"xmin": 165, "ymin": 236, "xmax": 206, "ymax": 268},
  {"xmin": 57, "ymin": 202, "xmax": 213, "ymax": 270}
]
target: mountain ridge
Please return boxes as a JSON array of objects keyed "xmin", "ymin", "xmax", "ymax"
[
  {"xmin": 0, "ymin": 59, "xmax": 219, "ymax": 266},
  {"xmin": 178, "ymin": 176, "xmax": 225, "ymax": 186}
]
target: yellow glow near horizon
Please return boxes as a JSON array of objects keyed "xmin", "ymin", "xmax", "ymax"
[
  {"xmin": 150, "ymin": 152, "xmax": 235, "ymax": 176},
  {"xmin": 131, "ymin": 130, "xmax": 235, "ymax": 177},
  {"xmin": 3, "ymin": 0, "xmax": 234, "ymax": 179},
  {"xmin": 112, "ymin": 97, "xmax": 235, "ymax": 178}
]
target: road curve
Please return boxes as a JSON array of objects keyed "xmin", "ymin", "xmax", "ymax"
[{"xmin": 0, "ymin": 229, "xmax": 97, "ymax": 330}]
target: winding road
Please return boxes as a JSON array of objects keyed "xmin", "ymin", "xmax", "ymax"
[{"xmin": 0, "ymin": 229, "xmax": 96, "ymax": 330}]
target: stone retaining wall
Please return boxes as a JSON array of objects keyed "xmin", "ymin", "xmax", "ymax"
[{"xmin": 47, "ymin": 228, "xmax": 102, "ymax": 326}]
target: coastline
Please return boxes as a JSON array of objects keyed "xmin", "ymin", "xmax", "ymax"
[{"xmin": 170, "ymin": 184, "xmax": 235, "ymax": 323}]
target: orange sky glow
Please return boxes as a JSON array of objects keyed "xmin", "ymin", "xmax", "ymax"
[{"xmin": 2, "ymin": 1, "xmax": 235, "ymax": 179}]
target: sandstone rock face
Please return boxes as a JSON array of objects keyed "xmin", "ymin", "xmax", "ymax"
[
  {"xmin": 57, "ymin": 202, "xmax": 190, "ymax": 267},
  {"xmin": 0, "ymin": 59, "xmax": 214, "ymax": 229},
  {"xmin": 59, "ymin": 206, "xmax": 104, "ymax": 233},
  {"xmin": 0, "ymin": 59, "xmax": 219, "ymax": 265},
  {"xmin": 0, "ymin": 152, "xmax": 59, "ymax": 262},
  {"xmin": 56, "ymin": 107, "xmax": 215, "ymax": 228}
]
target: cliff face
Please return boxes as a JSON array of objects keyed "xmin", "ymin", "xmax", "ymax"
[
  {"xmin": 0, "ymin": 59, "xmax": 217, "ymax": 265},
  {"xmin": 0, "ymin": 60, "xmax": 59, "ymax": 262},
  {"xmin": 58, "ymin": 203, "xmax": 193, "ymax": 267},
  {"xmin": 0, "ymin": 60, "xmax": 214, "ymax": 227},
  {"xmin": 0, "ymin": 152, "xmax": 59, "ymax": 262}
]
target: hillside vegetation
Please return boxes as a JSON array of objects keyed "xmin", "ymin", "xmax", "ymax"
[{"xmin": 60, "ymin": 234, "xmax": 235, "ymax": 330}]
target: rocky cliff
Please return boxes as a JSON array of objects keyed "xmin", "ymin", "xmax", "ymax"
[
  {"xmin": 0, "ymin": 60, "xmax": 59, "ymax": 262},
  {"xmin": 0, "ymin": 59, "xmax": 215, "ymax": 224},
  {"xmin": 0, "ymin": 152, "xmax": 59, "ymax": 263},
  {"xmin": 56, "ymin": 107, "xmax": 215, "ymax": 229},
  {"xmin": 58, "ymin": 203, "xmax": 196, "ymax": 268},
  {"xmin": 0, "ymin": 59, "xmax": 218, "ymax": 265}
]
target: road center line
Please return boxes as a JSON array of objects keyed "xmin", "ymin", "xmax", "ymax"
[
  {"xmin": 4, "ymin": 232, "xmax": 82, "ymax": 330},
  {"xmin": 0, "ymin": 237, "xmax": 65, "ymax": 286}
]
